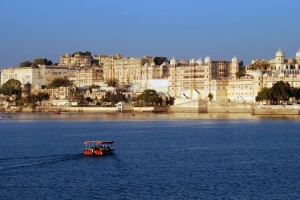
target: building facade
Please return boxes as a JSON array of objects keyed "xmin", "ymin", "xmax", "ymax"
[
  {"xmin": 1, "ymin": 65, "xmax": 70, "ymax": 87},
  {"xmin": 168, "ymin": 56, "xmax": 239, "ymax": 100},
  {"xmin": 60, "ymin": 52, "xmax": 92, "ymax": 67},
  {"xmin": 73, "ymin": 67, "xmax": 103, "ymax": 88}
]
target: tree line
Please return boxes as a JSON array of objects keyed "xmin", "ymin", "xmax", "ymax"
[{"xmin": 256, "ymin": 81, "xmax": 300, "ymax": 104}]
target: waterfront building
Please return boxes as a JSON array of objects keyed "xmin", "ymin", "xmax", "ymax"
[
  {"xmin": 0, "ymin": 65, "xmax": 70, "ymax": 87},
  {"xmin": 102, "ymin": 55, "xmax": 169, "ymax": 87},
  {"xmin": 73, "ymin": 67, "xmax": 103, "ymax": 88},
  {"xmin": 60, "ymin": 52, "xmax": 92, "ymax": 67},
  {"xmin": 168, "ymin": 56, "xmax": 239, "ymax": 101},
  {"xmin": 248, "ymin": 49, "xmax": 300, "ymax": 76},
  {"xmin": 31, "ymin": 86, "xmax": 71, "ymax": 100}
]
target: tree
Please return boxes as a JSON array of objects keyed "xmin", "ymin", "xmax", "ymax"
[
  {"xmin": 0, "ymin": 79, "xmax": 22, "ymax": 99},
  {"xmin": 48, "ymin": 78, "xmax": 72, "ymax": 88},
  {"xmin": 154, "ymin": 57, "xmax": 168, "ymax": 65},
  {"xmin": 271, "ymin": 81, "xmax": 292, "ymax": 104},
  {"xmin": 101, "ymin": 91, "xmax": 127, "ymax": 104},
  {"xmin": 236, "ymin": 66, "xmax": 246, "ymax": 78},
  {"xmin": 255, "ymin": 81, "xmax": 293, "ymax": 105},
  {"xmin": 37, "ymin": 92, "xmax": 50, "ymax": 104},
  {"xmin": 72, "ymin": 51, "xmax": 91, "ymax": 57},
  {"xmin": 292, "ymin": 88, "xmax": 300, "ymax": 101},
  {"xmin": 255, "ymin": 88, "xmax": 272, "ymax": 103},
  {"xmin": 106, "ymin": 78, "xmax": 119, "ymax": 87},
  {"xmin": 136, "ymin": 89, "xmax": 162, "ymax": 106},
  {"xmin": 32, "ymin": 58, "xmax": 53, "ymax": 68},
  {"xmin": 86, "ymin": 97, "xmax": 93, "ymax": 103},
  {"xmin": 208, "ymin": 93, "xmax": 213, "ymax": 101},
  {"xmin": 19, "ymin": 61, "xmax": 32, "ymax": 68},
  {"xmin": 23, "ymin": 82, "xmax": 32, "ymax": 97}
]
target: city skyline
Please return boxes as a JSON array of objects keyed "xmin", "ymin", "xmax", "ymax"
[{"xmin": 1, "ymin": 0, "xmax": 299, "ymax": 68}]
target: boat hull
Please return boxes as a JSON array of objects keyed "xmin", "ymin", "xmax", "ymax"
[{"xmin": 84, "ymin": 149, "xmax": 114, "ymax": 156}]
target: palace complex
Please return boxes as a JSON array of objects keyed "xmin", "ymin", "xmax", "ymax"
[{"xmin": 1, "ymin": 49, "xmax": 300, "ymax": 105}]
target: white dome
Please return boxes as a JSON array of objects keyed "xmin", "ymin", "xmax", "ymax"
[
  {"xmin": 161, "ymin": 62, "xmax": 167, "ymax": 66},
  {"xmin": 296, "ymin": 49, "xmax": 300, "ymax": 57},
  {"xmin": 197, "ymin": 57, "xmax": 203, "ymax": 65},
  {"xmin": 170, "ymin": 57, "xmax": 177, "ymax": 65},
  {"xmin": 276, "ymin": 49, "xmax": 284, "ymax": 57},
  {"xmin": 189, "ymin": 58, "xmax": 195, "ymax": 64},
  {"xmin": 232, "ymin": 56, "xmax": 238, "ymax": 62},
  {"xmin": 263, "ymin": 73, "xmax": 269, "ymax": 77},
  {"xmin": 204, "ymin": 55, "xmax": 212, "ymax": 63},
  {"xmin": 252, "ymin": 70, "xmax": 263, "ymax": 77}
]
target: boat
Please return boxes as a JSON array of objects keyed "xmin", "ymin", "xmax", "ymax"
[
  {"xmin": 1, "ymin": 113, "xmax": 12, "ymax": 118},
  {"xmin": 50, "ymin": 110, "xmax": 61, "ymax": 114},
  {"xmin": 83, "ymin": 141, "xmax": 114, "ymax": 156}
]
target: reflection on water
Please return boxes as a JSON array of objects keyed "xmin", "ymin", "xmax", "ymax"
[{"xmin": 2, "ymin": 112, "xmax": 300, "ymax": 122}]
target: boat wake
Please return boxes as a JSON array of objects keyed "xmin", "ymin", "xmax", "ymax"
[{"xmin": 0, "ymin": 153, "xmax": 83, "ymax": 171}]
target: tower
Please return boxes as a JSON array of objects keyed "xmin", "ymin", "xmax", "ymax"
[
  {"xmin": 296, "ymin": 49, "xmax": 300, "ymax": 64},
  {"xmin": 169, "ymin": 57, "xmax": 178, "ymax": 97},
  {"xmin": 231, "ymin": 56, "xmax": 239, "ymax": 78},
  {"xmin": 275, "ymin": 49, "xmax": 285, "ymax": 70}
]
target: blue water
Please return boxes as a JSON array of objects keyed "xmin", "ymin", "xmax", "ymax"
[{"xmin": 1, "ymin": 113, "xmax": 300, "ymax": 199}]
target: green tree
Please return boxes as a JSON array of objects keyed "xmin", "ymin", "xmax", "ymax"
[
  {"xmin": 37, "ymin": 92, "xmax": 50, "ymax": 105},
  {"xmin": 271, "ymin": 81, "xmax": 292, "ymax": 104},
  {"xmin": 48, "ymin": 78, "xmax": 72, "ymax": 88},
  {"xmin": 255, "ymin": 88, "xmax": 272, "ymax": 103},
  {"xmin": 292, "ymin": 88, "xmax": 300, "ymax": 101},
  {"xmin": 0, "ymin": 79, "xmax": 22, "ymax": 99},
  {"xmin": 19, "ymin": 61, "xmax": 32, "ymax": 68},
  {"xmin": 86, "ymin": 97, "xmax": 94, "ymax": 103},
  {"xmin": 101, "ymin": 91, "xmax": 127, "ymax": 104},
  {"xmin": 256, "ymin": 81, "xmax": 293, "ymax": 105},
  {"xmin": 72, "ymin": 51, "xmax": 91, "ymax": 56},
  {"xmin": 23, "ymin": 82, "xmax": 32, "ymax": 97},
  {"xmin": 106, "ymin": 78, "xmax": 119, "ymax": 87},
  {"xmin": 208, "ymin": 92, "xmax": 213, "ymax": 101},
  {"xmin": 154, "ymin": 57, "xmax": 168, "ymax": 65},
  {"xmin": 32, "ymin": 58, "xmax": 53, "ymax": 68},
  {"xmin": 136, "ymin": 89, "xmax": 162, "ymax": 106},
  {"xmin": 235, "ymin": 67, "xmax": 246, "ymax": 78}
]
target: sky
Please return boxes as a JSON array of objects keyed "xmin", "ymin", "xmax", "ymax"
[{"xmin": 0, "ymin": 0, "xmax": 299, "ymax": 68}]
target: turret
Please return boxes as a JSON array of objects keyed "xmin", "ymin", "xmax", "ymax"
[
  {"xmin": 275, "ymin": 49, "xmax": 285, "ymax": 64},
  {"xmin": 296, "ymin": 49, "xmax": 300, "ymax": 64},
  {"xmin": 231, "ymin": 56, "xmax": 239, "ymax": 78}
]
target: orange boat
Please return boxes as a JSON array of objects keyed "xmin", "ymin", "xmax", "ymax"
[{"xmin": 83, "ymin": 141, "xmax": 114, "ymax": 156}]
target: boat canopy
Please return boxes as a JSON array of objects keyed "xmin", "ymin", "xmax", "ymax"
[{"xmin": 83, "ymin": 141, "xmax": 114, "ymax": 145}]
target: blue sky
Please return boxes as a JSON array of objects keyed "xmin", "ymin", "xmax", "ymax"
[{"xmin": 0, "ymin": 0, "xmax": 299, "ymax": 67}]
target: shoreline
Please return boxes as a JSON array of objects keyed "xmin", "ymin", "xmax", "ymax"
[{"xmin": 2, "ymin": 104, "xmax": 300, "ymax": 115}]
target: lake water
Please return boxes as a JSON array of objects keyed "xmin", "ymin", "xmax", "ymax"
[{"xmin": 1, "ymin": 113, "xmax": 300, "ymax": 199}]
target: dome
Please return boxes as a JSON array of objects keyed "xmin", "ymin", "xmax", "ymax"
[
  {"xmin": 204, "ymin": 55, "xmax": 212, "ymax": 63},
  {"xmin": 197, "ymin": 57, "xmax": 203, "ymax": 65},
  {"xmin": 252, "ymin": 70, "xmax": 263, "ymax": 77},
  {"xmin": 150, "ymin": 62, "xmax": 156, "ymax": 67},
  {"xmin": 276, "ymin": 48, "xmax": 284, "ymax": 57},
  {"xmin": 170, "ymin": 57, "xmax": 177, "ymax": 65},
  {"xmin": 189, "ymin": 58, "xmax": 195, "ymax": 64},
  {"xmin": 296, "ymin": 49, "xmax": 300, "ymax": 57},
  {"xmin": 161, "ymin": 62, "xmax": 167, "ymax": 66},
  {"xmin": 232, "ymin": 56, "xmax": 238, "ymax": 62},
  {"xmin": 263, "ymin": 73, "xmax": 269, "ymax": 77}
]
